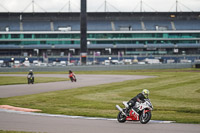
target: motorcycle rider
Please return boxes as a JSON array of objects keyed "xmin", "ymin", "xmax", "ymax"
[
  {"xmin": 125, "ymin": 89, "xmax": 149, "ymax": 115},
  {"xmin": 27, "ymin": 69, "xmax": 34, "ymax": 83},
  {"xmin": 69, "ymin": 70, "xmax": 76, "ymax": 82}
]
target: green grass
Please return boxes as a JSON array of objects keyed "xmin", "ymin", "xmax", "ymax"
[
  {"xmin": 0, "ymin": 76, "xmax": 67, "ymax": 85},
  {"xmin": 0, "ymin": 69, "xmax": 200, "ymax": 124},
  {"xmin": 0, "ymin": 68, "xmax": 199, "ymax": 75},
  {"xmin": 0, "ymin": 131, "xmax": 36, "ymax": 133}
]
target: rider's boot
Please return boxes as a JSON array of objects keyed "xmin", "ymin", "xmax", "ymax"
[{"xmin": 124, "ymin": 107, "xmax": 130, "ymax": 116}]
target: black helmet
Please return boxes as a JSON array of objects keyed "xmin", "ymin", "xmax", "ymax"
[{"xmin": 69, "ymin": 70, "xmax": 72, "ymax": 73}]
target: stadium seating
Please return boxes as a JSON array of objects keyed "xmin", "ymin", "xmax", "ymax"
[
  {"xmin": 174, "ymin": 20, "xmax": 200, "ymax": 30},
  {"xmin": 0, "ymin": 15, "xmax": 199, "ymax": 31},
  {"xmin": 23, "ymin": 21, "xmax": 51, "ymax": 31},
  {"xmin": 0, "ymin": 12, "xmax": 200, "ymax": 63},
  {"xmin": 143, "ymin": 20, "xmax": 172, "ymax": 30},
  {"xmin": 0, "ymin": 20, "xmax": 20, "ymax": 31},
  {"xmin": 114, "ymin": 20, "xmax": 141, "ymax": 31},
  {"xmin": 54, "ymin": 20, "xmax": 80, "ymax": 31},
  {"xmin": 88, "ymin": 20, "xmax": 112, "ymax": 31}
]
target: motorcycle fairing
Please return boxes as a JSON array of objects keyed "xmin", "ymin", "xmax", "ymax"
[{"xmin": 126, "ymin": 109, "xmax": 139, "ymax": 121}]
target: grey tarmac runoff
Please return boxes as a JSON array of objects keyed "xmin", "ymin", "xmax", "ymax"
[
  {"xmin": 0, "ymin": 110, "xmax": 200, "ymax": 133},
  {"xmin": 0, "ymin": 74, "xmax": 199, "ymax": 133},
  {"xmin": 0, "ymin": 74, "xmax": 154, "ymax": 98}
]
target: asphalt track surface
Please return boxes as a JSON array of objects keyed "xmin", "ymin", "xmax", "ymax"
[
  {"xmin": 0, "ymin": 74, "xmax": 200, "ymax": 133},
  {"xmin": 0, "ymin": 74, "xmax": 154, "ymax": 98}
]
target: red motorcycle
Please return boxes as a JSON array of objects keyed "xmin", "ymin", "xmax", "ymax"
[
  {"xmin": 116, "ymin": 99, "xmax": 153, "ymax": 124},
  {"xmin": 69, "ymin": 73, "xmax": 77, "ymax": 82}
]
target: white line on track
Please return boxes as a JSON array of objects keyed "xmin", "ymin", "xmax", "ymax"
[{"xmin": 0, "ymin": 109, "xmax": 175, "ymax": 124}]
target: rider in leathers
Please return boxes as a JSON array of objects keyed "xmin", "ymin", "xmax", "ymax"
[
  {"xmin": 27, "ymin": 70, "xmax": 34, "ymax": 83},
  {"xmin": 69, "ymin": 70, "xmax": 76, "ymax": 82},
  {"xmin": 125, "ymin": 89, "xmax": 149, "ymax": 115}
]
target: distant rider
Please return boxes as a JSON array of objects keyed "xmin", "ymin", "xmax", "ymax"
[
  {"xmin": 69, "ymin": 70, "xmax": 76, "ymax": 82},
  {"xmin": 27, "ymin": 69, "xmax": 34, "ymax": 83},
  {"xmin": 125, "ymin": 89, "xmax": 150, "ymax": 115}
]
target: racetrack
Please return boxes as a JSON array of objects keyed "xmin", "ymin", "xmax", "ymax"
[
  {"xmin": 0, "ymin": 74, "xmax": 199, "ymax": 133},
  {"xmin": 0, "ymin": 74, "xmax": 154, "ymax": 98},
  {"xmin": 0, "ymin": 110, "xmax": 199, "ymax": 133}
]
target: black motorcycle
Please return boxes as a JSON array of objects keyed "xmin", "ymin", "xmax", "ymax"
[{"xmin": 27, "ymin": 75, "xmax": 34, "ymax": 84}]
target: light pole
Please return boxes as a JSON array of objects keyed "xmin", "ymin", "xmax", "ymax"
[{"xmin": 80, "ymin": 0, "xmax": 87, "ymax": 65}]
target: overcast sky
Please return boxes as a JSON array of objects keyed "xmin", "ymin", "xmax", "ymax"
[{"xmin": 0, "ymin": 0, "xmax": 199, "ymax": 12}]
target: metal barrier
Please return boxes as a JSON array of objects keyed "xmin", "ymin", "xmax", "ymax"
[{"xmin": 0, "ymin": 63, "xmax": 194, "ymax": 72}]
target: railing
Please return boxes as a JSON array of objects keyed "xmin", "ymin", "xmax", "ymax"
[{"xmin": 0, "ymin": 63, "xmax": 195, "ymax": 72}]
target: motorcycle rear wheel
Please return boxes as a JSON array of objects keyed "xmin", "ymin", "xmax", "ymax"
[
  {"xmin": 139, "ymin": 111, "xmax": 151, "ymax": 124},
  {"xmin": 28, "ymin": 79, "xmax": 30, "ymax": 84},
  {"xmin": 117, "ymin": 111, "xmax": 126, "ymax": 123}
]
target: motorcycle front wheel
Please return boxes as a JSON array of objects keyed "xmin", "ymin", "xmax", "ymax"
[
  {"xmin": 117, "ymin": 111, "xmax": 126, "ymax": 123},
  {"xmin": 139, "ymin": 111, "xmax": 151, "ymax": 124},
  {"xmin": 28, "ymin": 79, "xmax": 30, "ymax": 84},
  {"xmin": 70, "ymin": 77, "xmax": 73, "ymax": 82}
]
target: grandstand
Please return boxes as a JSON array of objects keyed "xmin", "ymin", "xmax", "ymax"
[{"xmin": 0, "ymin": 12, "xmax": 200, "ymax": 64}]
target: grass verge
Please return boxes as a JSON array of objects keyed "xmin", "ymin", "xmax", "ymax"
[
  {"xmin": 0, "ymin": 69, "xmax": 200, "ymax": 123},
  {"xmin": 0, "ymin": 76, "xmax": 67, "ymax": 85},
  {"xmin": 0, "ymin": 131, "xmax": 36, "ymax": 133}
]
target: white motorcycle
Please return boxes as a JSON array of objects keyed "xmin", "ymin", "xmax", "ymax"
[{"xmin": 116, "ymin": 99, "xmax": 153, "ymax": 124}]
